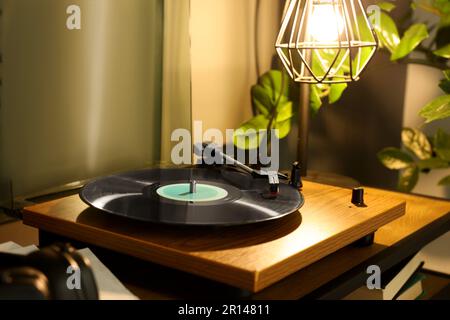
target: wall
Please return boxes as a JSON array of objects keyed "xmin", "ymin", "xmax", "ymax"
[
  {"xmin": 307, "ymin": 0, "xmax": 411, "ymax": 188},
  {"xmin": 0, "ymin": 0, "xmax": 164, "ymax": 201},
  {"xmin": 308, "ymin": 51, "xmax": 408, "ymax": 189},
  {"xmin": 190, "ymin": 0, "xmax": 282, "ymax": 144}
]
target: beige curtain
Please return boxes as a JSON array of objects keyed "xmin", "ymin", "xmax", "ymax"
[
  {"xmin": 0, "ymin": 0, "xmax": 191, "ymax": 205},
  {"xmin": 160, "ymin": 0, "xmax": 192, "ymax": 163}
]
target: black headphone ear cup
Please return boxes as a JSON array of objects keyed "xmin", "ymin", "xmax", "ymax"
[
  {"xmin": 9, "ymin": 243, "xmax": 99, "ymax": 300},
  {"xmin": 27, "ymin": 244, "xmax": 81, "ymax": 300},
  {"xmin": 45, "ymin": 243, "xmax": 98, "ymax": 300},
  {"xmin": 0, "ymin": 267, "xmax": 50, "ymax": 300},
  {"xmin": 68, "ymin": 251, "xmax": 99, "ymax": 300}
]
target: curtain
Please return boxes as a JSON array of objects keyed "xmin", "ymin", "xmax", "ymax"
[
  {"xmin": 0, "ymin": 0, "xmax": 192, "ymax": 205},
  {"xmin": 160, "ymin": 0, "xmax": 192, "ymax": 163}
]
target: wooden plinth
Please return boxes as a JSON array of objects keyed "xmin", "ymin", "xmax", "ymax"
[{"xmin": 22, "ymin": 181, "xmax": 405, "ymax": 292}]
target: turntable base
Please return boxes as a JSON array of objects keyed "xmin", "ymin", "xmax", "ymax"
[{"xmin": 22, "ymin": 181, "xmax": 406, "ymax": 292}]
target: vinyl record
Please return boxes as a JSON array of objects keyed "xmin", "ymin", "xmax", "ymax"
[{"xmin": 80, "ymin": 166, "xmax": 304, "ymax": 226}]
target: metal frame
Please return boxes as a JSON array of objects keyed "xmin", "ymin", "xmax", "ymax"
[{"xmin": 276, "ymin": 0, "xmax": 378, "ymax": 84}]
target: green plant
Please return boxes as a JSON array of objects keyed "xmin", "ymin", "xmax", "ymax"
[
  {"xmin": 233, "ymin": 70, "xmax": 294, "ymax": 150},
  {"xmin": 236, "ymin": 0, "xmax": 450, "ymax": 192},
  {"xmin": 377, "ymin": 128, "xmax": 450, "ymax": 191},
  {"xmin": 373, "ymin": 0, "xmax": 450, "ymax": 192},
  {"xmin": 233, "ymin": 68, "xmax": 345, "ymax": 150}
]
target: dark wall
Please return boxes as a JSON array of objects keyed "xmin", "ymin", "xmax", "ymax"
[{"xmin": 308, "ymin": 51, "xmax": 408, "ymax": 189}]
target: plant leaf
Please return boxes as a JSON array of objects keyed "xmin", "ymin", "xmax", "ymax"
[
  {"xmin": 378, "ymin": 148, "xmax": 415, "ymax": 170},
  {"xmin": 433, "ymin": 43, "xmax": 450, "ymax": 58},
  {"xmin": 440, "ymin": 15, "xmax": 450, "ymax": 28},
  {"xmin": 233, "ymin": 115, "xmax": 269, "ymax": 150},
  {"xmin": 373, "ymin": 12, "xmax": 401, "ymax": 53},
  {"xmin": 413, "ymin": 0, "xmax": 450, "ymax": 16},
  {"xmin": 419, "ymin": 95, "xmax": 450, "ymax": 123},
  {"xmin": 436, "ymin": 24, "xmax": 450, "ymax": 48},
  {"xmin": 438, "ymin": 175, "xmax": 450, "ymax": 186},
  {"xmin": 440, "ymin": 79, "xmax": 450, "ymax": 94},
  {"xmin": 329, "ymin": 83, "xmax": 348, "ymax": 104},
  {"xmin": 252, "ymin": 71, "xmax": 290, "ymax": 116},
  {"xmin": 251, "ymin": 85, "xmax": 271, "ymax": 116},
  {"xmin": 398, "ymin": 166, "xmax": 419, "ymax": 192},
  {"xmin": 274, "ymin": 119, "xmax": 292, "ymax": 139},
  {"xmin": 391, "ymin": 24, "xmax": 429, "ymax": 61},
  {"xmin": 276, "ymin": 101, "xmax": 294, "ymax": 123},
  {"xmin": 378, "ymin": 1, "xmax": 396, "ymax": 12},
  {"xmin": 310, "ymin": 84, "xmax": 323, "ymax": 114},
  {"xmin": 444, "ymin": 70, "xmax": 450, "ymax": 80},
  {"xmin": 418, "ymin": 158, "xmax": 450, "ymax": 170},
  {"xmin": 433, "ymin": 0, "xmax": 450, "ymax": 15},
  {"xmin": 258, "ymin": 70, "xmax": 289, "ymax": 101},
  {"xmin": 401, "ymin": 128, "xmax": 432, "ymax": 160},
  {"xmin": 237, "ymin": 70, "xmax": 294, "ymax": 150},
  {"xmin": 434, "ymin": 128, "xmax": 450, "ymax": 161}
]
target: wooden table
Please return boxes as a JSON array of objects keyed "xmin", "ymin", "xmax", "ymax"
[{"xmin": 22, "ymin": 181, "xmax": 450, "ymax": 299}]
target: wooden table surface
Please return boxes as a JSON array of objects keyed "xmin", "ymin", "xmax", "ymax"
[
  {"xmin": 252, "ymin": 189, "xmax": 450, "ymax": 299},
  {"xmin": 117, "ymin": 188, "xmax": 447, "ymax": 300},
  {"xmin": 23, "ymin": 180, "xmax": 405, "ymax": 293}
]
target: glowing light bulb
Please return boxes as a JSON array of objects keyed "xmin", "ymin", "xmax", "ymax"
[{"xmin": 308, "ymin": 3, "xmax": 345, "ymax": 43}]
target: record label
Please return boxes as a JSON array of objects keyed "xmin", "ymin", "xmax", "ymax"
[{"xmin": 156, "ymin": 183, "xmax": 228, "ymax": 202}]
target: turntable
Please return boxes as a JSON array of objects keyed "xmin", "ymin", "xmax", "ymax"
[
  {"xmin": 80, "ymin": 144, "xmax": 304, "ymax": 226},
  {"xmin": 22, "ymin": 145, "xmax": 407, "ymax": 292}
]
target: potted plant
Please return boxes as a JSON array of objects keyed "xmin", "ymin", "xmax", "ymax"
[{"xmin": 373, "ymin": 0, "xmax": 450, "ymax": 193}]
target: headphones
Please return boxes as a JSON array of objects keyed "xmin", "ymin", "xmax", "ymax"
[{"xmin": 0, "ymin": 243, "xmax": 99, "ymax": 300}]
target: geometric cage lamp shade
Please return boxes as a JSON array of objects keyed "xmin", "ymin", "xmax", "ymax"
[{"xmin": 276, "ymin": 0, "xmax": 378, "ymax": 84}]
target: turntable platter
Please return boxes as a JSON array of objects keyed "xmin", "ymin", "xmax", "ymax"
[{"xmin": 80, "ymin": 167, "xmax": 304, "ymax": 226}]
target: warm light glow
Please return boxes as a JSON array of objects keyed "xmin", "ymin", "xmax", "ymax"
[
  {"xmin": 308, "ymin": 2, "xmax": 345, "ymax": 43},
  {"xmin": 276, "ymin": 0, "xmax": 378, "ymax": 83}
]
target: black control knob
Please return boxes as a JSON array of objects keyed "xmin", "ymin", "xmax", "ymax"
[
  {"xmin": 351, "ymin": 187, "xmax": 365, "ymax": 207},
  {"xmin": 290, "ymin": 162, "xmax": 303, "ymax": 189}
]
